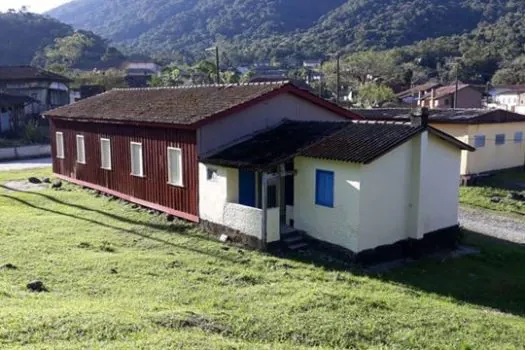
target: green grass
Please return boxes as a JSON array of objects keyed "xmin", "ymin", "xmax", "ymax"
[
  {"xmin": 1, "ymin": 168, "xmax": 525, "ymax": 349},
  {"xmin": 460, "ymin": 168, "xmax": 525, "ymax": 216}
]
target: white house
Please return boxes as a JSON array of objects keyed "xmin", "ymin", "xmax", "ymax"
[{"xmin": 200, "ymin": 115, "xmax": 473, "ymax": 261}]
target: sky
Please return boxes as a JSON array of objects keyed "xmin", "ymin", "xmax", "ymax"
[{"xmin": 0, "ymin": 0, "xmax": 72, "ymax": 13}]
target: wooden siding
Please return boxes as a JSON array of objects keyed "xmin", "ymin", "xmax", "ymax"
[{"xmin": 49, "ymin": 119, "xmax": 198, "ymax": 220}]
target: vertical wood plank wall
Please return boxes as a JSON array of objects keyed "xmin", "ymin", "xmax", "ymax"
[{"xmin": 50, "ymin": 118, "xmax": 198, "ymax": 219}]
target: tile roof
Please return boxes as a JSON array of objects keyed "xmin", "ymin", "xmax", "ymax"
[
  {"xmin": 45, "ymin": 82, "xmax": 359, "ymax": 126},
  {"xmin": 351, "ymin": 108, "xmax": 525, "ymax": 124},
  {"xmin": 301, "ymin": 121, "xmax": 424, "ymax": 164},
  {"xmin": 204, "ymin": 120, "xmax": 473, "ymax": 169},
  {"xmin": 204, "ymin": 121, "xmax": 349, "ymax": 169},
  {"xmin": 419, "ymin": 84, "xmax": 480, "ymax": 100},
  {"xmin": 397, "ymin": 81, "xmax": 442, "ymax": 98},
  {"xmin": 0, "ymin": 66, "xmax": 70, "ymax": 82}
]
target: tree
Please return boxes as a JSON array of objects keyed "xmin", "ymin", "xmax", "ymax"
[
  {"xmin": 149, "ymin": 66, "xmax": 184, "ymax": 87},
  {"xmin": 492, "ymin": 56, "xmax": 525, "ymax": 85},
  {"xmin": 357, "ymin": 82, "xmax": 396, "ymax": 107}
]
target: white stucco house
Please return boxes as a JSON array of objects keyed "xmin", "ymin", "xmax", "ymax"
[{"xmin": 200, "ymin": 114, "xmax": 474, "ymax": 261}]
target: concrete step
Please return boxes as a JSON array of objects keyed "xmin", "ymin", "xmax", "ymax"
[
  {"xmin": 288, "ymin": 242, "xmax": 309, "ymax": 251},
  {"xmin": 283, "ymin": 235, "xmax": 303, "ymax": 244}
]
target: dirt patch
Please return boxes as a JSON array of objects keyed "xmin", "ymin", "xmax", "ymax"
[
  {"xmin": 2, "ymin": 181, "xmax": 48, "ymax": 192},
  {"xmin": 152, "ymin": 312, "xmax": 230, "ymax": 335}
]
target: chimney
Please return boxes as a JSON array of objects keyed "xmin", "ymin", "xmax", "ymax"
[
  {"xmin": 430, "ymin": 88, "xmax": 436, "ymax": 109},
  {"xmin": 410, "ymin": 107, "xmax": 429, "ymax": 128}
]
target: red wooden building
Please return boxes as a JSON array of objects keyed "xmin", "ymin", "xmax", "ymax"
[{"xmin": 44, "ymin": 82, "xmax": 359, "ymax": 223}]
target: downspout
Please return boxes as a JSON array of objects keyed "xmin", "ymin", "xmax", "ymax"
[{"xmin": 261, "ymin": 172, "xmax": 268, "ymax": 250}]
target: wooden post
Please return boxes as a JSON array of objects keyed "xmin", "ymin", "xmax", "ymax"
[{"xmin": 261, "ymin": 173, "xmax": 268, "ymax": 250}]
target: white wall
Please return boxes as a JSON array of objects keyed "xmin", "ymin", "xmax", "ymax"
[
  {"xmin": 421, "ymin": 134, "xmax": 462, "ymax": 233},
  {"xmin": 358, "ymin": 140, "xmax": 415, "ymax": 252},
  {"xmin": 198, "ymin": 93, "xmax": 347, "ymax": 156},
  {"xmin": 293, "ymin": 157, "xmax": 361, "ymax": 252},
  {"xmin": 199, "ymin": 163, "xmax": 277, "ymax": 242}
]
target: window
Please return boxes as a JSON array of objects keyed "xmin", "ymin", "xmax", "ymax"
[
  {"xmin": 444, "ymin": 98, "xmax": 450, "ymax": 106},
  {"xmin": 167, "ymin": 147, "xmax": 183, "ymax": 186},
  {"xmin": 315, "ymin": 170, "xmax": 334, "ymax": 208},
  {"xmin": 130, "ymin": 142, "xmax": 143, "ymax": 177},
  {"xmin": 474, "ymin": 135, "xmax": 485, "ymax": 148},
  {"xmin": 100, "ymin": 138, "xmax": 112, "ymax": 170},
  {"xmin": 76, "ymin": 135, "xmax": 86, "ymax": 164},
  {"xmin": 495, "ymin": 134, "xmax": 506, "ymax": 146},
  {"xmin": 515, "ymin": 132, "xmax": 524, "ymax": 144},
  {"xmin": 56, "ymin": 132, "xmax": 64, "ymax": 159},
  {"xmin": 207, "ymin": 167, "xmax": 218, "ymax": 181}
]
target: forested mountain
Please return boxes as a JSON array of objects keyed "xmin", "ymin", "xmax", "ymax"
[
  {"xmin": 0, "ymin": 10, "xmax": 125, "ymax": 69},
  {"xmin": 48, "ymin": 0, "xmax": 525, "ymax": 61},
  {"xmin": 44, "ymin": 0, "xmax": 525, "ymax": 84},
  {"xmin": 48, "ymin": 0, "xmax": 346, "ymax": 60}
]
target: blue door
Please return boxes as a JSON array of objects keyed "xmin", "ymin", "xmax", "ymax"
[{"xmin": 239, "ymin": 170, "xmax": 256, "ymax": 207}]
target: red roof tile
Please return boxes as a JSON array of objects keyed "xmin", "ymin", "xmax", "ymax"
[{"xmin": 45, "ymin": 82, "xmax": 359, "ymax": 127}]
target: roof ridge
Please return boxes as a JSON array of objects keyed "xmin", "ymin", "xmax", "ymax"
[{"xmin": 112, "ymin": 80, "xmax": 291, "ymax": 92}]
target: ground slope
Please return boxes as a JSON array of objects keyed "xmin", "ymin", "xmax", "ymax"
[{"xmin": 0, "ymin": 168, "xmax": 525, "ymax": 349}]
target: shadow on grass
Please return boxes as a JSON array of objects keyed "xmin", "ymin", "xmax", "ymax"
[
  {"xmin": 278, "ymin": 231, "xmax": 525, "ymax": 316},
  {"xmin": 0, "ymin": 187, "xmax": 241, "ymax": 264}
]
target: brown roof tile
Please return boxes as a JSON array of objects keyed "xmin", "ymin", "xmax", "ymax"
[
  {"xmin": 0, "ymin": 66, "xmax": 70, "ymax": 82},
  {"xmin": 351, "ymin": 108, "xmax": 525, "ymax": 124},
  {"xmin": 205, "ymin": 120, "xmax": 473, "ymax": 169},
  {"xmin": 45, "ymin": 82, "xmax": 359, "ymax": 126}
]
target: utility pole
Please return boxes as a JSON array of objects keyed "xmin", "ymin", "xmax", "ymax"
[
  {"xmin": 454, "ymin": 63, "xmax": 459, "ymax": 109},
  {"xmin": 215, "ymin": 46, "xmax": 220, "ymax": 84},
  {"xmin": 336, "ymin": 54, "xmax": 341, "ymax": 105},
  {"xmin": 205, "ymin": 46, "xmax": 221, "ymax": 84},
  {"xmin": 318, "ymin": 60, "xmax": 323, "ymax": 97}
]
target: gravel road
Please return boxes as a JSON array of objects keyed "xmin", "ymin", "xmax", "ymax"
[
  {"xmin": 0, "ymin": 158, "xmax": 51, "ymax": 171},
  {"xmin": 459, "ymin": 206, "xmax": 525, "ymax": 244}
]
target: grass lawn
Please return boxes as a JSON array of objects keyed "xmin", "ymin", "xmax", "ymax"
[
  {"xmin": 460, "ymin": 168, "xmax": 525, "ymax": 216},
  {"xmin": 1, "ymin": 168, "xmax": 525, "ymax": 349}
]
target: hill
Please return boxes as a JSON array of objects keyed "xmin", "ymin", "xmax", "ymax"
[
  {"xmin": 0, "ymin": 10, "xmax": 125, "ymax": 69},
  {"xmin": 48, "ymin": 0, "xmax": 525, "ymax": 60},
  {"xmin": 48, "ymin": 0, "xmax": 346, "ymax": 59}
]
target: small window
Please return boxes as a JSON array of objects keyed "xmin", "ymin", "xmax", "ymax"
[
  {"xmin": 474, "ymin": 135, "xmax": 485, "ymax": 148},
  {"xmin": 76, "ymin": 135, "xmax": 86, "ymax": 164},
  {"xmin": 444, "ymin": 98, "xmax": 449, "ymax": 105},
  {"xmin": 315, "ymin": 169, "xmax": 334, "ymax": 208},
  {"xmin": 55, "ymin": 132, "xmax": 64, "ymax": 159},
  {"xmin": 130, "ymin": 142, "xmax": 143, "ymax": 177},
  {"xmin": 515, "ymin": 132, "xmax": 523, "ymax": 144},
  {"xmin": 167, "ymin": 147, "xmax": 183, "ymax": 186},
  {"xmin": 495, "ymin": 134, "xmax": 506, "ymax": 146},
  {"xmin": 100, "ymin": 138, "xmax": 112, "ymax": 170},
  {"xmin": 207, "ymin": 167, "xmax": 218, "ymax": 181}
]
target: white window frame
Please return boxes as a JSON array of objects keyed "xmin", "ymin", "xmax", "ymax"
[
  {"xmin": 55, "ymin": 132, "xmax": 64, "ymax": 159},
  {"xmin": 130, "ymin": 142, "xmax": 144, "ymax": 177},
  {"xmin": 76, "ymin": 134, "xmax": 86, "ymax": 164},
  {"xmin": 167, "ymin": 147, "xmax": 183, "ymax": 187},
  {"xmin": 100, "ymin": 138, "xmax": 112, "ymax": 170}
]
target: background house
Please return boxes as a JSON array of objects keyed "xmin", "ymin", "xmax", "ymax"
[
  {"xmin": 397, "ymin": 81, "xmax": 443, "ymax": 105},
  {"xmin": 419, "ymin": 84, "xmax": 483, "ymax": 109},
  {"xmin": 123, "ymin": 61, "xmax": 162, "ymax": 88},
  {"xmin": 0, "ymin": 66, "xmax": 70, "ymax": 118},
  {"xmin": 353, "ymin": 108, "xmax": 525, "ymax": 176},
  {"xmin": 0, "ymin": 93, "xmax": 34, "ymax": 134}
]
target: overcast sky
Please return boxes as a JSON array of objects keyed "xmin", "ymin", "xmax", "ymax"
[{"xmin": 0, "ymin": 0, "xmax": 72, "ymax": 13}]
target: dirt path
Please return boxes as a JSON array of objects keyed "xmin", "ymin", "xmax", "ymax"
[{"xmin": 459, "ymin": 206, "xmax": 525, "ymax": 244}]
